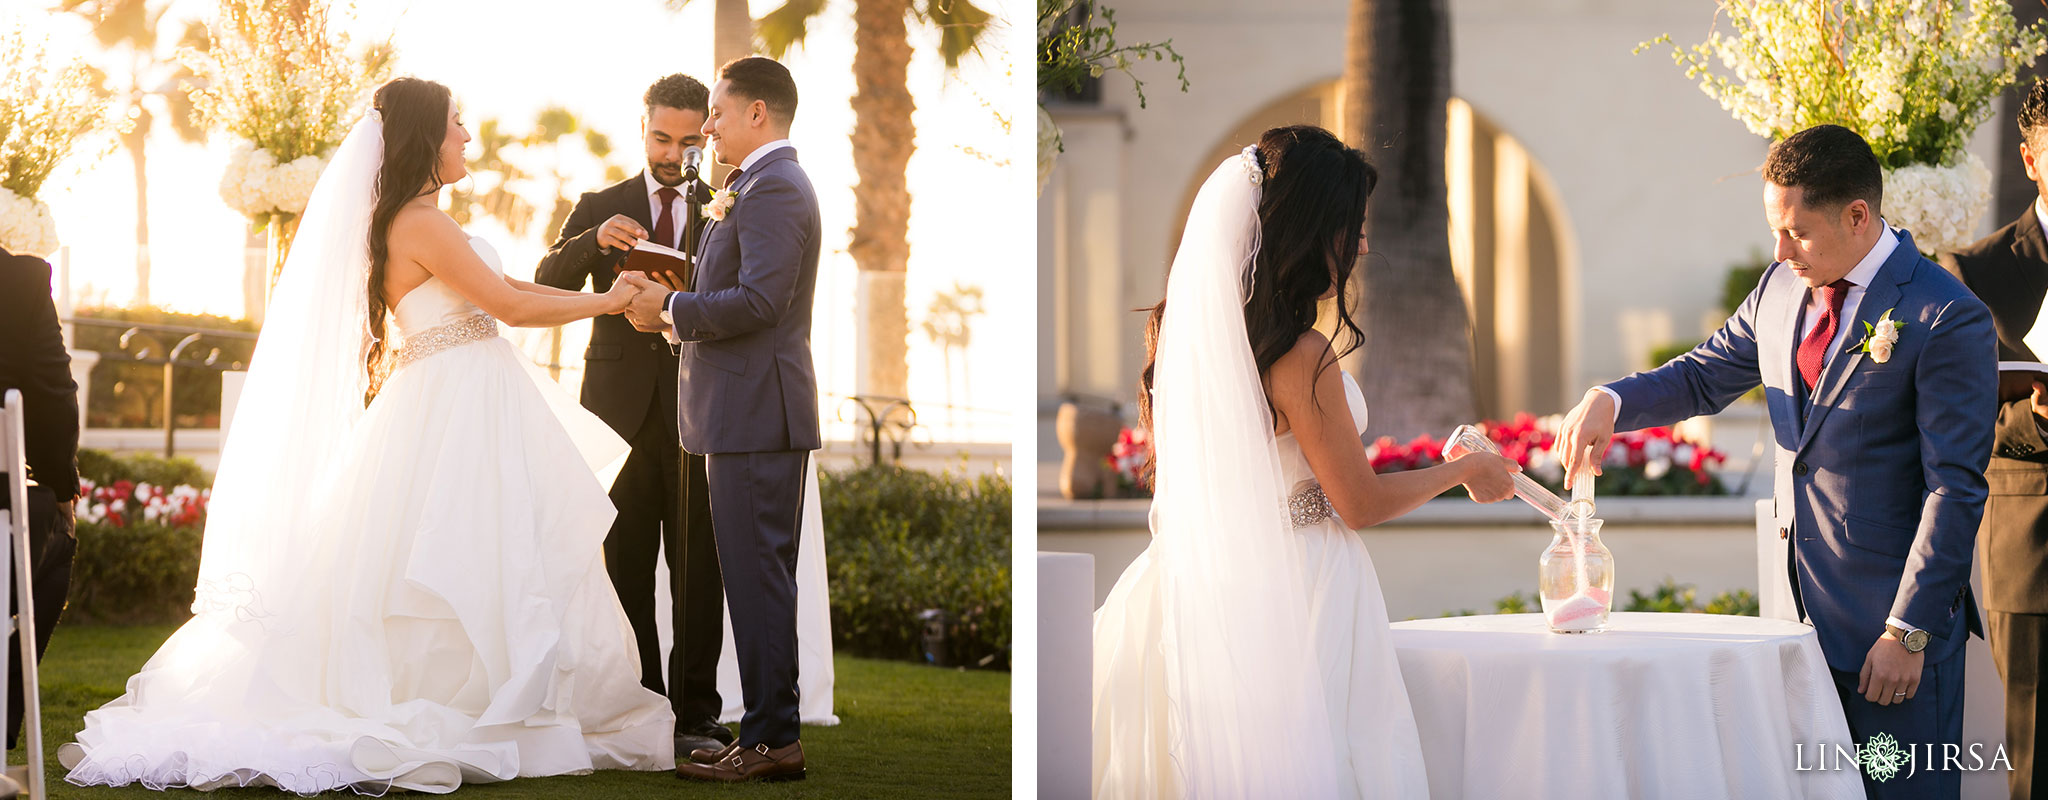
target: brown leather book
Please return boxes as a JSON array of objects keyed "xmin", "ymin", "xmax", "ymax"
[
  {"xmin": 621, "ymin": 239, "xmax": 690, "ymax": 285},
  {"xmin": 2000, "ymin": 361, "xmax": 2048, "ymax": 402}
]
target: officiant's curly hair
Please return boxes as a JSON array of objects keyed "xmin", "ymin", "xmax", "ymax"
[
  {"xmin": 1137, "ymin": 125, "xmax": 1377, "ymax": 482},
  {"xmin": 364, "ymin": 76, "xmax": 454, "ymax": 404}
]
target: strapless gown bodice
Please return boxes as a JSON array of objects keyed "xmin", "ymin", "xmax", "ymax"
[{"xmin": 393, "ymin": 236, "xmax": 500, "ymax": 333}]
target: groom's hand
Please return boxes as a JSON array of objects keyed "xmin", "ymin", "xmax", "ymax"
[
  {"xmin": 1858, "ymin": 632, "xmax": 1924, "ymax": 706},
  {"xmin": 1558, "ymin": 388, "xmax": 1616, "ymax": 490},
  {"xmin": 619, "ymin": 272, "xmax": 668, "ymax": 332}
]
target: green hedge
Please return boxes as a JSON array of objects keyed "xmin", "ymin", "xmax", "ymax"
[
  {"xmin": 76, "ymin": 448, "xmax": 209, "ymax": 489},
  {"xmin": 67, "ymin": 449, "xmax": 213, "ymax": 624},
  {"xmin": 820, "ymin": 464, "xmax": 1012, "ymax": 670},
  {"xmin": 1437, "ymin": 577, "xmax": 1760, "ymax": 618},
  {"xmin": 65, "ymin": 451, "xmax": 1017, "ymax": 671},
  {"xmin": 73, "ymin": 306, "xmax": 257, "ymax": 429},
  {"xmin": 69, "ymin": 521, "xmax": 202, "ymax": 625}
]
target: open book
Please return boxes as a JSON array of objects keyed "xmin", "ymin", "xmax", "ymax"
[
  {"xmin": 1997, "ymin": 305, "xmax": 2048, "ymax": 398},
  {"xmin": 621, "ymin": 239, "xmax": 689, "ymax": 285}
]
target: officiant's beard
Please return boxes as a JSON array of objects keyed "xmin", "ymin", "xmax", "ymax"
[{"xmin": 650, "ymin": 161, "xmax": 685, "ymax": 187}]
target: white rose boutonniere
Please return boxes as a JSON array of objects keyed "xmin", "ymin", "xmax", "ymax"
[
  {"xmin": 702, "ymin": 188, "xmax": 738, "ymax": 222},
  {"xmin": 1860, "ymin": 308, "xmax": 1907, "ymax": 363}
]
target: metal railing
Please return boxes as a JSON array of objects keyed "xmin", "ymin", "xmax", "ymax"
[
  {"xmin": 65, "ymin": 318, "xmax": 257, "ymax": 458},
  {"xmin": 835, "ymin": 394, "xmax": 929, "ymax": 466}
]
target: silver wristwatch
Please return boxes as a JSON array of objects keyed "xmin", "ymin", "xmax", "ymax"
[
  {"xmin": 659, "ymin": 291, "xmax": 677, "ymax": 326},
  {"xmin": 1884, "ymin": 623, "xmax": 1930, "ymax": 653}
]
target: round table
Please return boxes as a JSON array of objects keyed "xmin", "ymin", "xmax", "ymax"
[{"xmin": 1389, "ymin": 612, "xmax": 1864, "ymax": 799}]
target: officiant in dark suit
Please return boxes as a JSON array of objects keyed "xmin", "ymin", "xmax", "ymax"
[
  {"xmin": 1940, "ymin": 77, "xmax": 2048, "ymax": 800},
  {"xmin": 533, "ymin": 73, "xmax": 729, "ymax": 757},
  {"xmin": 0, "ymin": 246, "xmax": 79, "ymax": 753}
]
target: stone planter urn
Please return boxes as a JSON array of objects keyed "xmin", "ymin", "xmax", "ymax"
[{"xmin": 1056, "ymin": 401, "xmax": 1121, "ymax": 500}]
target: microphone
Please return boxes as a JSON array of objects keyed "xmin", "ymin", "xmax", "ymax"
[{"xmin": 681, "ymin": 145, "xmax": 703, "ymax": 179}]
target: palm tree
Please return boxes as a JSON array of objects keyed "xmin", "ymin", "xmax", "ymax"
[
  {"xmin": 663, "ymin": 0, "xmax": 756, "ymax": 68},
  {"xmin": 1340, "ymin": 0, "xmax": 1477, "ymax": 440},
  {"xmin": 756, "ymin": 0, "xmax": 994, "ymax": 399},
  {"xmin": 448, "ymin": 108, "xmax": 626, "ymax": 379},
  {"xmin": 920, "ymin": 280, "xmax": 985, "ymax": 430},
  {"xmin": 59, "ymin": 0, "xmax": 209, "ymax": 308}
]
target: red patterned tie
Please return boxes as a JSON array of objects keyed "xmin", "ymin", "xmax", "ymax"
[
  {"xmin": 1797, "ymin": 280, "xmax": 1852, "ymax": 391},
  {"xmin": 653, "ymin": 186, "xmax": 679, "ymax": 250}
]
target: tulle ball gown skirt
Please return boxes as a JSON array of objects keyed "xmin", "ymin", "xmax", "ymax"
[{"xmin": 59, "ymin": 336, "xmax": 675, "ymax": 794}]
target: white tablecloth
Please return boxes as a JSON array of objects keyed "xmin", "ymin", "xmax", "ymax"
[{"xmin": 1390, "ymin": 612, "xmax": 1864, "ymax": 799}]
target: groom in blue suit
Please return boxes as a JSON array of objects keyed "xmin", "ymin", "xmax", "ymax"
[
  {"xmin": 623, "ymin": 56, "xmax": 820, "ymax": 784},
  {"xmin": 1561, "ymin": 125, "xmax": 1996, "ymax": 799}
]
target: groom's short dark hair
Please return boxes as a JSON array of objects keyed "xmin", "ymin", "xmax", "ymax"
[
  {"xmin": 719, "ymin": 57, "xmax": 799, "ymax": 125},
  {"xmin": 1763, "ymin": 124, "xmax": 1883, "ymax": 215},
  {"xmin": 645, "ymin": 73, "xmax": 709, "ymax": 117},
  {"xmin": 2020, "ymin": 78, "xmax": 2048, "ymax": 152}
]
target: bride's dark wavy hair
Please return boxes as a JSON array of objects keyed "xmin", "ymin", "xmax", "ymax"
[
  {"xmin": 1137, "ymin": 125, "xmax": 1377, "ymax": 482},
  {"xmin": 364, "ymin": 76, "xmax": 453, "ymax": 405}
]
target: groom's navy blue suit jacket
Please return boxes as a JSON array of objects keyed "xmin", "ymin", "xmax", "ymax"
[
  {"xmin": 665, "ymin": 146, "xmax": 822, "ymax": 455},
  {"xmin": 1609, "ymin": 228, "xmax": 1995, "ymax": 672}
]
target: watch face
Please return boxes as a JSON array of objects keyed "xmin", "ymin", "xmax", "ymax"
[{"xmin": 1905, "ymin": 629, "xmax": 1930, "ymax": 651}]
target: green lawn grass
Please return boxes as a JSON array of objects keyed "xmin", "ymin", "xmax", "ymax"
[{"xmin": 9, "ymin": 625, "xmax": 1010, "ymax": 798}]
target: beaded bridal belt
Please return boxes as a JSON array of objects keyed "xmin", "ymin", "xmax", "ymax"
[
  {"xmin": 1289, "ymin": 483, "xmax": 1335, "ymax": 528},
  {"xmin": 392, "ymin": 313, "xmax": 499, "ymax": 369}
]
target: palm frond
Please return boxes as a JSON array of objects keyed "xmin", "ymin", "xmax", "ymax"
[
  {"xmin": 920, "ymin": 0, "xmax": 994, "ymax": 68},
  {"xmin": 757, "ymin": 0, "xmax": 830, "ymax": 60}
]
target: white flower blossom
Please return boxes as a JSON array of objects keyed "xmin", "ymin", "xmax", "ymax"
[{"xmin": 0, "ymin": 188, "xmax": 60, "ymax": 257}]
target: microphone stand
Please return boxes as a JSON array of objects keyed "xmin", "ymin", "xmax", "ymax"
[{"xmin": 672, "ymin": 160, "xmax": 702, "ymax": 739}]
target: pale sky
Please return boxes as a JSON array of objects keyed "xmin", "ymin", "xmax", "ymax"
[{"xmin": 28, "ymin": 0, "xmax": 1028, "ymax": 444}]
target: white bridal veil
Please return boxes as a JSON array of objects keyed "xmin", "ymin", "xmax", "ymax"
[
  {"xmin": 193, "ymin": 112, "xmax": 383, "ymax": 621},
  {"xmin": 1093, "ymin": 149, "xmax": 1342, "ymax": 797}
]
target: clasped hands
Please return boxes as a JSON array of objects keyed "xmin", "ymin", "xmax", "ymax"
[
  {"xmin": 595, "ymin": 213, "xmax": 685, "ymax": 333},
  {"xmin": 609, "ymin": 271, "xmax": 673, "ymax": 333}
]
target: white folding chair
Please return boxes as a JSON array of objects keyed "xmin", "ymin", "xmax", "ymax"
[{"xmin": 0, "ymin": 390, "xmax": 44, "ymax": 799}]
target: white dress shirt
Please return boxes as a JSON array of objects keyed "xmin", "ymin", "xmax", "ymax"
[
  {"xmin": 737, "ymin": 139, "xmax": 793, "ymax": 174},
  {"xmin": 1595, "ymin": 225, "xmax": 1926, "ymax": 635},
  {"xmin": 644, "ymin": 171, "xmax": 688, "ymax": 251}
]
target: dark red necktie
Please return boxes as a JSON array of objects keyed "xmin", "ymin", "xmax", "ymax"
[
  {"xmin": 723, "ymin": 168, "xmax": 744, "ymax": 189},
  {"xmin": 653, "ymin": 186, "xmax": 679, "ymax": 250},
  {"xmin": 1797, "ymin": 279, "xmax": 1852, "ymax": 391}
]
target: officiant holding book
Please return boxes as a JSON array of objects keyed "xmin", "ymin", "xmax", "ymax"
[{"xmin": 534, "ymin": 72, "xmax": 730, "ymax": 758}]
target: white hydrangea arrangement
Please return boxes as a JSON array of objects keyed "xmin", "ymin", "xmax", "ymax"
[
  {"xmin": 218, "ymin": 140, "xmax": 328, "ymax": 220},
  {"xmin": 182, "ymin": 0, "xmax": 389, "ymax": 239},
  {"xmin": 1642, "ymin": 0, "xmax": 2048, "ymax": 254},
  {"xmin": 0, "ymin": 188, "xmax": 60, "ymax": 258}
]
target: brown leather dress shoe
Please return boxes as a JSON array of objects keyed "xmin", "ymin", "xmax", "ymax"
[
  {"xmin": 676, "ymin": 740, "xmax": 805, "ymax": 783},
  {"xmin": 689, "ymin": 740, "xmax": 741, "ymax": 765}
]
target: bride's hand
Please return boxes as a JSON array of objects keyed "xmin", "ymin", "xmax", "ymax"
[
  {"xmin": 1454, "ymin": 452, "xmax": 1521, "ymax": 504},
  {"xmin": 606, "ymin": 271, "xmax": 649, "ymax": 313}
]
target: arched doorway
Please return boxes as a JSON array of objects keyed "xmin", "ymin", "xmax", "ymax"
[{"xmin": 1173, "ymin": 82, "xmax": 1578, "ymax": 419}]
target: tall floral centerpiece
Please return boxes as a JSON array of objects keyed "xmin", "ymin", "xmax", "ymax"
[
  {"xmin": 0, "ymin": 21, "xmax": 118, "ymax": 258},
  {"xmin": 1644, "ymin": 0, "xmax": 2048, "ymax": 255},
  {"xmin": 182, "ymin": 0, "xmax": 390, "ymax": 318}
]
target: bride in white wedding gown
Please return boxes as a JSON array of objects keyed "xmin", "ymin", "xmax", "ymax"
[
  {"xmin": 1091, "ymin": 126, "xmax": 1521, "ymax": 798},
  {"xmin": 59, "ymin": 78, "xmax": 674, "ymax": 794}
]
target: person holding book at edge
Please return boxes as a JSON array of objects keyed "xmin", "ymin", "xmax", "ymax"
[
  {"xmin": 1938, "ymin": 76, "xmax": 2048, "ymax": 800},
  {"xmin": 534, "ymin": 73, "xmax": 729, "ymax": 760}
]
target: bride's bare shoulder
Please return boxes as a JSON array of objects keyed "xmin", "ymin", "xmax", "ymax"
[
  {"xmin": 1269, "ymin": 331, "xmax": 1339, "ymax": 396},
  {"xmin": 387, "ymin": 204, "xmax": 464, "ymax": 254}
]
